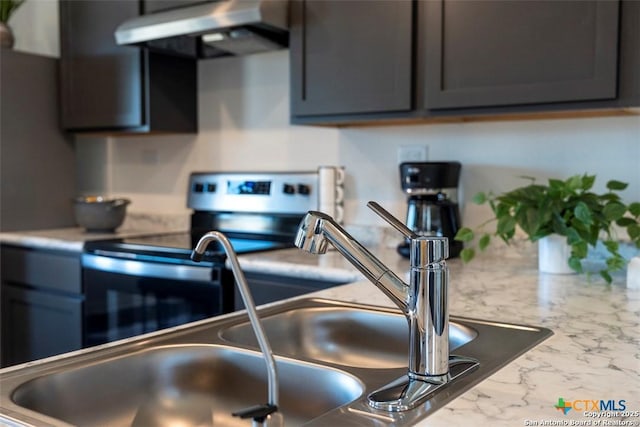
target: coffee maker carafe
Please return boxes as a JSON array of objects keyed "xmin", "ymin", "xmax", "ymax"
[{"xmin": 397, "ymin": 162, "xmax": 463, "ymax": 258}]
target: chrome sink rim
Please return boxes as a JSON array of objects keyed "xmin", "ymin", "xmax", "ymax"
[{"xmin": 0, "ymin": 298, "xmax": 553, "ymax": 427}]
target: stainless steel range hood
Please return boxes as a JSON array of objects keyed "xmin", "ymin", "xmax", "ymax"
[{"xmin": 115, "ymin": 0, "xmax": 289, "ymax": 59}]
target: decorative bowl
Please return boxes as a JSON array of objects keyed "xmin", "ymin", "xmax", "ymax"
[{"xmin": 74, "ymin": 196, "xmax": 130, "ymax": 232}]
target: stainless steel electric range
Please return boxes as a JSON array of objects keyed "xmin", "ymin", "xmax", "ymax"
[{"xmin": 81, "ymin": 169, "xmax": 344, "ymax": 348}]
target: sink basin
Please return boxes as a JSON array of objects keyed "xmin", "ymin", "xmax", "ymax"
[
  {"xmin": 10, "ymin": 345, "xmax": 363, "ymax": 427},
  {"xmin": 0, "ymin": 298, "xmax": 552, "ymax": 426},
  {"xmin": 220, "ymin": 306, "xmax": 478, "ymax": 369}
]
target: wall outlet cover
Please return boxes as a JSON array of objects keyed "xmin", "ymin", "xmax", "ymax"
[{"xmin": 398, "ymin": 145, "xmax": 429, "ymax": 163}]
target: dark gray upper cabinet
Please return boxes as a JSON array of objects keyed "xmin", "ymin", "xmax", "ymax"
[
  {"xmin": 143, "ymin": 0, "xmax": 209, "ymax": 14},
  {"xmin": 421, "ymin": 0, "xmax": 620, "ymax": 109},
  {"xmin": 290, "ymin": 0, "xmax": 639, "ymax": 124},
  {"xmin": 59, "ymin": 0, "xmax": 197, "ymax": 134},
  {"xmin": 290, "ymin": 0, "xmax": 413, "ymax": 117}
]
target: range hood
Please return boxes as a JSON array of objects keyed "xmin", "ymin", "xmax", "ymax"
[{"xmin": 115, "ymin": 0, "xmax": 289, "ymax": 59}]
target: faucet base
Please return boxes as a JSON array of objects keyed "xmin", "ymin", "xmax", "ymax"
[{"xmin": 367, "ymin": 355, "xmax": 479, "ymax": 412}]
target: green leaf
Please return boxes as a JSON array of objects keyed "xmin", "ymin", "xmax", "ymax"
[
  {"xmin": 568, "ymin": 256, "xmax": 583, "ymax": 273},
  {"xmin": 581, "ymin": 175, "xmax": 596, "ymax": 191},
  {"xmin": 598, "ymin": 193, "xmax": 621, "ymax": 203},
  {"xmin": 574, "ymin": 202, "xmax": 592, "ymax": 225},
  {"xmin": 628, "ymin": 224, "xmax": 640, "ymax": 241},
  {"xmin": 496, "ymin": 216, "xmax": 517, "ymax": 239},
  {"xmin": 549, "ymin": 179, "xmax": 564, "ymax": 190},
  {"xmin": 606, "ymin": 255, "xmax": 625, "ymax": 271},
  {"xmin": 459, "ymin": 248, "xmax": 475, "ymax": 263},
  {"xmin": 603, "ymin": 202, "xmax": 627, "ymax": 221},
  {"xmin": 571, "ymin": 241, "xmax": 588, "ymax": 259},
  {"xmin": 616, "ymin": 217, "xmax": 636, "ymax": 227},
  {"xmin": 0, "ymin": 0, "xmax": 25, "ymax": 23},
  {"xmin": 530, "ymin": 230, "xmax": 550, "ymax": 241},
  {"xmin": 566, "ymin": 175, "xmax": 584, "ymax": 192},
  {"xmin": 565, "ymin": 228, "xmax": 582, "ymax": 245},
  {"xmin": 494, "ymin": 202, "xmax": 512, "ymax": 217},
  {"xmin": 629, "ymin": 202, "xmax": 640, "ymax": 217},
  {"xmin": 603, "ymin": 240, "xmax": 619, "ymax": 253},
  {"xmin": 551, "ymin": 212, "xmax": 569, "ymax": 235},
  {"xmin": 478, "ymin": 234, "xmax": 491, "ymax": 250},
  {"xmin": 606, "ymin": 180, "xmax": 628, "ymax": 191},
  {"xmin": 526, "ymin": 206, "xmax": 543, "ymax": 234},
  {"xmin": 472, "ymin": 192, "xmax": 487, "ymax": 204},
  {"xmin": 454, "ymin": 227, "xmax": 474, "ymax": 242},
  {"xmin": 600, "ymin": 270, "xmax": 613, "ymax": 284}
]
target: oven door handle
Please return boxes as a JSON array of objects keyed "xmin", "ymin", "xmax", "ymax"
[{"xmin": 81, "ymin": 254, "xmax": 214, "ymax": 282}]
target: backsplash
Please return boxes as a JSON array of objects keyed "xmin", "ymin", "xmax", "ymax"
[
  {"xmin": 120, "ymin": 212, "xmax": 190, "ymax": 233},
  {"xmin": 75, "ymin": 51, "xmax": 639, "ymax": 229}
]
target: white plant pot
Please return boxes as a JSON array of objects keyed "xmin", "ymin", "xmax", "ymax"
[{"xmin": 538, "ymin": 234, "xmax": 575, "ymax": 274}]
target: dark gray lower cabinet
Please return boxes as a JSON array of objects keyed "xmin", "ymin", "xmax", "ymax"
[
  {"xmin": 1, "ymin": 286, "xmax": 82, "ymax": 367},
  {"xmin": 0, "ymin": 246, "xmax": 82, "ymax": 367},
  {"xmin": 235, "ymin": 272, "xmax": 347, "ymax": 311}
]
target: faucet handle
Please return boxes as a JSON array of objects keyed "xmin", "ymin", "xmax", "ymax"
[
  {"xmin": 368, "ymin": 201, "xmax": 449, "ymax": 264},
  {"xmin": 367, "ymin": 201, "xmax": 417, "ymax": 240}
]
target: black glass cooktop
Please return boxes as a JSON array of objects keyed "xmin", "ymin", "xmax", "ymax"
[{"xmin": 84, "ymin": 232, "xmax": 292, "ymax": 265}]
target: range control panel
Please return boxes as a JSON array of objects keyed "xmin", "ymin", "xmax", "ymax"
[{"xmin": 187, "ymin": 171, "xmax": 323, "ymax": 214}]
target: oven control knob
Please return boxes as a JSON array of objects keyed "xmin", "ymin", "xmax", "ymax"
[
  {"xmin": 283, "ymin": 184, "xmax": 296, "ymax": 195},
  {"xmin": 297, "ymin": 184, "xmax": 311, "ymax": 195}
]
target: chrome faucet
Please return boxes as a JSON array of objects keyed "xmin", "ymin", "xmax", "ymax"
[
  {"xmin": 294, "ymin": 202, "xmax": 478, "ymax": 412},
  {"xmin": 191, "ymin": 231, "xmax": 283, "ymax": 427}
]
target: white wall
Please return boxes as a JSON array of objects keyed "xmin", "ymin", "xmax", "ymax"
[{"xmin": 101, "ymin": 51, "xmax": 640, "ymax": 227}]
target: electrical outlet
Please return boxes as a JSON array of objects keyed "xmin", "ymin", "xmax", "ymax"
[{"xmin": 397, "ymin": 145, "xmax": 429, "ymax": 164}]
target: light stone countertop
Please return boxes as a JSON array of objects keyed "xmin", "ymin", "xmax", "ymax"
[
  {"xmin": 1, "ymin": 226, "xmax": 639, "ymax": 426},
  {"xmin": 290, "ymin": 247, "xmax": 640, "ymax": 427},
  {"xmin": 0, "ymin": 228, "xmax": 157, "ymax": 252},
  {"xmin": 237, "ymin": 241, "xmax": 640, "ymax": 426},
  {"xmin": 0, "ymin": 213, "xmax": 189, "ymax": 252}
]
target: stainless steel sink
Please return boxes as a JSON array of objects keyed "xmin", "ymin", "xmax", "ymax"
[
  {"xmin": 0, "ymin": 298, "xmax": 552, "ymax": 426},
  {"xmin": 220, "ymin": 306, "xmax": 478, "ymax": 369},
  {"xmin": 8, "ymin": 345, "xmax": 363, "ymax": 427}
]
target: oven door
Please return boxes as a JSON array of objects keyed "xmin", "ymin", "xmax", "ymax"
[{"xmin": 81, "ymin": 254, "xmax": 233, "ymax": 348}]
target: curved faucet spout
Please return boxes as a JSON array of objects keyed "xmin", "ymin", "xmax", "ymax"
[
  {"xmin": 295, "ymin": 204, "xmax": 471, "ymax": 412},
  {"xmin": 295, "ymin": 211, "xmax": 410, "ymax": 312},
  {"xmin": 191, "ymin": 231, "xmax": 280, "ymax": 426}
]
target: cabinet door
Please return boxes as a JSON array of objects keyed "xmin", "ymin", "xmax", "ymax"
[
  {"xmin": 144, "ymin": 0, "xmax": 209, "ymax": 14},
  {"xmin": 1, "ymin": 246, "xmax": 81, "ymax": 294},
  {"xmin": 290, "ymin": 0, "xmax": 413, "ymax": 117},
  {"xmin": 1, "ymin": 285, "xmax": 82, "ymax": 367},
  {"xmin": 238, "ymin": 272, "xmax": 344, "ymax": 311},
  {"xmin": 59, "ymin": 0, "xmax": 145, "ymax": 130},
  {"xmin": 422, "ymin": 0, "xmax": 620, "ymax": 109}
]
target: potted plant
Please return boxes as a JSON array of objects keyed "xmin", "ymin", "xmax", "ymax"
[
  {"xmin": 1, "ymin": 0, "xmax": 25, "ymax": 49},
  {"xmin": 455, "ymin": 174, "xmax": 640, "ymax": 283}
]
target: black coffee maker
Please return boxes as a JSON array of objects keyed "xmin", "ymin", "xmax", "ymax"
[{"xmin": 397, "ymin": 161, "xmax": 463, "ymax": 258}]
